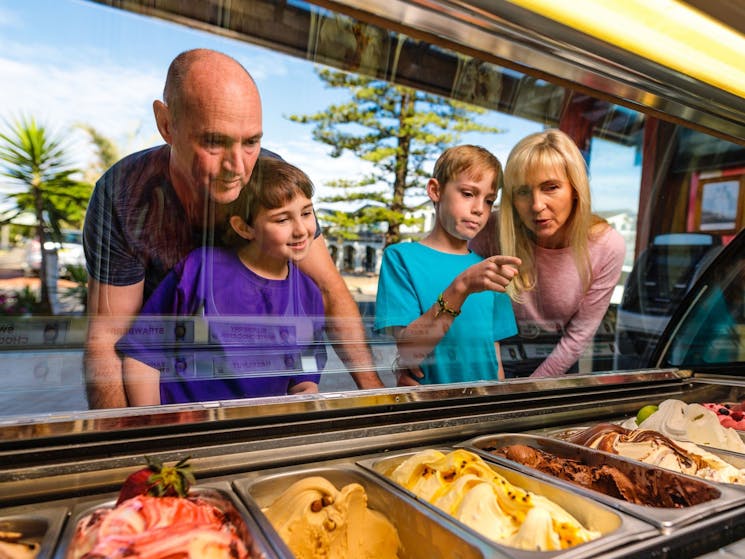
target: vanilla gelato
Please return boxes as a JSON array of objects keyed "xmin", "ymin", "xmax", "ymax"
[
  {"xmin": 384, "ymin": 448, "xmax": 600, "ymax": 551},
  {"xmin": 0, "ymin": 535, "xmax": 40, "ymax": 559},
  {"xmin": 262, "ymin": 476, "xmax": 400, "ymax": 559},
  {"xmin": 622, "ymin": 399, "xmax": 745, "ymax": 453}
]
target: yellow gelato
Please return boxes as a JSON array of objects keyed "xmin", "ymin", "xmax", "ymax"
[
  {"xmin": 0, "ymin": 536, "xmax": 40, "ymax": 559},
  {"xmin": 384, "ymin": 449, "xmax": 600, "ymax": 551},
  {"xmin": 262, "ymin": 476, "xmax": 400, "ymax": 559}
]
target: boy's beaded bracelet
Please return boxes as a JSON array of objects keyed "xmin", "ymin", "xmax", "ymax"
[{"xmin": 434, "ymin": 293, "xmax": 461, "ymax": 318}]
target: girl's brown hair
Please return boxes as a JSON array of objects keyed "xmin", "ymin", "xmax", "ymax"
[{"xmin": 223, "ymin": 157, "xmax": 314, "ymax": 246}]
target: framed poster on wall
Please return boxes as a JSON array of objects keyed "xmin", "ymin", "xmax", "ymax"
[{"xmin": 694, "ymin": 175, "xmax": 745, "ymax": 233}]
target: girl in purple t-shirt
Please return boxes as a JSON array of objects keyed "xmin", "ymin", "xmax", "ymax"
[{"xmin": 117, "ymin": 157, "xmax": 326, "ymax": 405}]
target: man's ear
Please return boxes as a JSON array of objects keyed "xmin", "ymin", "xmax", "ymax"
[
  {"xmin": 229, "ymin": 215, "xmax": 255, "ymax": 241},
  {"xmin": 427, "ymin": 178, "xmax": 441, "ymax": 203},
  {"xmin": 153, "ymin": 100, "xmax": 173, "ymax": 144}
]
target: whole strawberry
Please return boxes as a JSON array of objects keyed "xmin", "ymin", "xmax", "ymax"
[{"xmin": 116, "ymin": 456, "xmax": 195, "ymax": 505}]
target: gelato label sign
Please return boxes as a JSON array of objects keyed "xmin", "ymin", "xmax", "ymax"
[
  {"xmin": 0, "ymin": 354, "xmax": 64, "ymax": 387},
  {"xmin": 122, "ymin": 318, "xmax": 196, "ymax": 345},
  {"xmin": 0, "ymin": 319, "xmax": 70, "ymax": 347},
  {"xmin": 213, "ymin": 351, "xmax": 302, "ymax": 377},
  {"xmin": 523, "ymin": 343, "xmax": 556, "ymax": 359},
  {"xmin": 209, "ymin": 321, "xmax": 297, "ymax": 346},
  {"xmin": 158, "ymin": 354, "xmax": 198, "ymax": 379}
]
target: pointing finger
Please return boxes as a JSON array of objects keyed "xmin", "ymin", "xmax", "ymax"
[{"xmin": 489, "ymin": 255, "xmax": 522, "ymax": 267}]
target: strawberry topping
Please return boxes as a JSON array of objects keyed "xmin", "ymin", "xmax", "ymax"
[{"xmin": 116, "ymin": 456, "xmax": 195, "ymax": 506}]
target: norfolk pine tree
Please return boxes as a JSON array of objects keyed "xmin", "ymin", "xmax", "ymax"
[{"xmin": 289, "ymin": 68, "xmax": 504, "ymax": 246}]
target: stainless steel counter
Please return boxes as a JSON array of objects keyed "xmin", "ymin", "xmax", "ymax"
[{"xmin": 4, "ymin": 369, "xmax": 745, "ymax": 558}]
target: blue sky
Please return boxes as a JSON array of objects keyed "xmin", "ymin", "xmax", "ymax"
[{"xmin": 0, "ymin": 0, "xmax": 640, "ymax": 212}]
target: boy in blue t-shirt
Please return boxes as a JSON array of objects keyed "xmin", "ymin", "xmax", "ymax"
[{"xmin": 375, "ymin": 145, "xmax": 521, "ymax": 385}]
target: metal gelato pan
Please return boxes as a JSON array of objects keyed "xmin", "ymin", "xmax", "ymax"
[
  {"xmin": 233, "ymin": 464, "xmax": 493, "ymax": 559},
  {"xmin": 0, "ymin": 506, "xmax": 67, "ymax": 559},
  {"xmin": 54, "ymin": 482, "xmax": 273, "ymax": 559},
  {"xmin": 460, "ymin": 433, "xmax": 745, "ymax": 532},
  {"xmin": 356, "ymin": 447, "xmax": 656, "ymax": 559}
]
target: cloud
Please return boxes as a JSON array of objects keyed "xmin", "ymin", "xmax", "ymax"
[
  {"xmin": 232, "ymin": 50, "xmax": 291, "ymax": 83},
  {"xmin": 0, "ymin": 44, "xmax": 163, "ymax": 170},
  {"xmin": 0, "ymin": 6, "xmax": 20, "ymax": 28},
  {"xmin": 264, "ymin": 134, "xmax": 376, "ymax": 209}
]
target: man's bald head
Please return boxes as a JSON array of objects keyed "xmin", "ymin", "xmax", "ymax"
[
  {"xmin": 153, "ymin": 48, "xmax": 263, "ymax": 209},
  {"xmin": 163, "ymin": 49, "xmax": 257, "ymax": 121}
]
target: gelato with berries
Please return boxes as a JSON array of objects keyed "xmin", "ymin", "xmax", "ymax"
[
  {"xmin": 702, "ymin": 403, "xmax": 745, "ymax": 431},
  {"xmin": 66, "ymin": 457, "xmax": 254, "ymax": 559},
  {"xmin": 622, "ymin": 399, "xmax": 745, "ymax": 453},
  {"xmin": 67, "ymin": 493, "xmax": 251, "ymax": 559}
]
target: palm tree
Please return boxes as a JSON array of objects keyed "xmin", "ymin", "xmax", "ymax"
[{"xmin": 0, "ymin": 116, "xmax": 92, "ymax": 314}]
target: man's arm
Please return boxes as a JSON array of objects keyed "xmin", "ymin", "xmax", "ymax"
[
  {"xmin": 122, "ymin": 356, "xmax": 161, "ymax": 406},
  {"xmin": 85, "ymin": 278, "xmax": 144, "ymax": 408},
  {"xmin": 297, "ymin": 235, "xmax": 384, "ymax": 389}
]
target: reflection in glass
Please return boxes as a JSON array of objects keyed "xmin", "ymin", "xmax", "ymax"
[
  {"xmin": 666, "ymin": 239, "xmax": 745, "ymax": 368},
  {"xmin": 0, "ymin": 0, "xmax": 744, "ymax": 421}
]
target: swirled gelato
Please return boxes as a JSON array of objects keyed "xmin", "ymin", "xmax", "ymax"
[
  {"xmin": 382, "ymin": 448, "xmax": 600, "ymax": 551},
  {"xmin": 567, "ymin": 423, "xmax": 745, "ymax": 485},
  {"xmin": 262, "ymin": 476, "xmax": 400, "ymax": 559},
  {"xmin": 66, "ymin": 494, "xmax": 251, "ymax": 559}
]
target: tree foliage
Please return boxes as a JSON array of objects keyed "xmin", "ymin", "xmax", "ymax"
[
  {"xmin": 289, "ymin": 68, "xmax": 503, "ymax": 245},
  {"xmin": 0, "ymin": 116, "xmax": 92, "ymax": 313},
  {"xmin": 77, "ymin": 123, "xmax": 122, "ymax": 184}
]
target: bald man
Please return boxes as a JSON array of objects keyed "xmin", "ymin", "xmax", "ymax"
[{"xmin": 84, "ymin": 49, "xmax": 383, "ymax": 408}]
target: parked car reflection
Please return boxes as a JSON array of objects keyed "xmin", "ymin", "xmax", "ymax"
[
  {"xmin": 655, "ymin": 227, "xmax": 745, "ymax": 371},
  {"xmin": 615, "ymin": 233, "xmax": 723, "ymax": 369},
  {"xmin": 23, "ymin": 230, "xmax": 85, "ymax": 278}
]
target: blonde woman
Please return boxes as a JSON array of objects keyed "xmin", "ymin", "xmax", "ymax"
[{"xmin": 472, "ymin": 129, "xmax": 625, "ymax": 378}]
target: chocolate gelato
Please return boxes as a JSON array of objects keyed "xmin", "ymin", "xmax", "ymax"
[{"xmin": 491, "ymin": 443, "xmax": 714, "ymax": 508}]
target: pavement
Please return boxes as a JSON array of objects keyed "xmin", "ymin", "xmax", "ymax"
[
  {"xmin": 340, "ymin": 272, "xmax": 378, "ymax": 300},
  {"xmin": 0, "ymin": 247, "xmax": 84, "ymax": 314}
]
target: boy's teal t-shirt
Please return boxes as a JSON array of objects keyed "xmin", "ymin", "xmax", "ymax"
[{"xmin": 374, "ymin": 242, "xmax": 517, "ymax": 384}]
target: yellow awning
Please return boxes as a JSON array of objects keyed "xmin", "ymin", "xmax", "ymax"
[{"xmin": 506, "ymin": 0, "xmax": 745, "ymax": 99}]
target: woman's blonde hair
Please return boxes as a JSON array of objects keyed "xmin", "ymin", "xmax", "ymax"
[{"xmin": 499, "ymin": 129, "xmax": 607, "ymax": 297}]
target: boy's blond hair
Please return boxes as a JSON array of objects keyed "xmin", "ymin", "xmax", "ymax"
[
  {"xmin": 224, "ymin": 157, "xmax": 315, "ymax": 246},
  {"xmin": 432, "ymin": 145, "xmax": 502, "ymax": 193}
]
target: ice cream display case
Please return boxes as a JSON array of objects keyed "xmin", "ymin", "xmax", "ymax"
[
  {"xmin": 4, "ymin": 370, "xmax": 745, "ymax": 559},
  {"xmin": 3, "ymin": 0, "xmax": 745, "ymax": 557}
]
